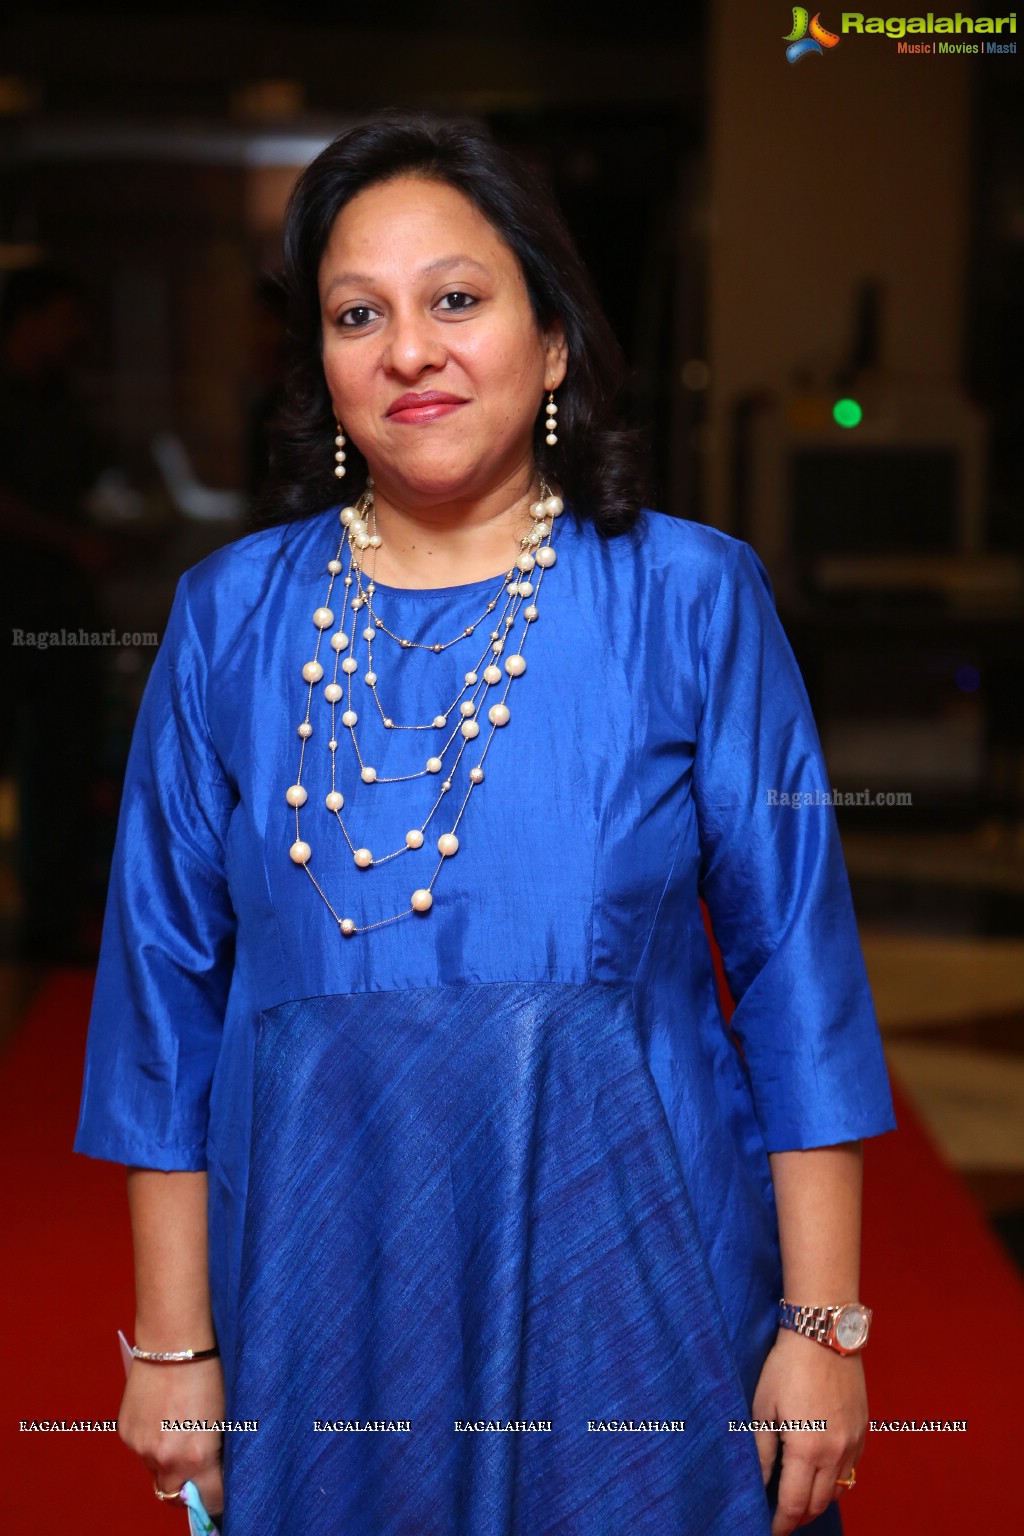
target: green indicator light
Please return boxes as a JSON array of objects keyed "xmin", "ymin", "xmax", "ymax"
[{"xmin": 833, "ymin": 397, "xmax": 863, "ymax": 429}]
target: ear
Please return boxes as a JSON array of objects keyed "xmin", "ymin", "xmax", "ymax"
[{"xmin": 543, "ymin": 320, "xmax": 568, "ymax": 391}]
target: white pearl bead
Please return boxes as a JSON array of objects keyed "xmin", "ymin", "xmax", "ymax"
[
  {"xmin": 545, "ymin": 433, "xmax": 557, "ymax": 446},
  {"xmin": 340, "ymin": 507, "xmax": 356, "ymax": 526},
  {"xmin": 411, "ymin": 889, "xmax": 433, "ymax": 913},
  {"xmin": 505, "ymin": 655, "xmax": 526, "ymax": 677},
  {"xmin": 349, "ymin": 518, "xmax": 366, "ymax": 537},
  {"xmin": 524, "ymin": 605, "xmax": 539, "ymax": 621},
  {"xmin": 324, "ymin": 683, "xmax": 343, "ymax": 703},
  {"xmin": 464, "ymin": 671, "xmax": 478, "ymax": 685},
  {"xmin": 364, "ymin": 671, "xmax": 377, "ymax": 686},
  {"xmin": 534, "ymin": 521, "xmax": 551, "ymax": 538},
  {"xmin": 289, "ymin": 840, "xmax": 311, "ymax": 865},
  {"xmin": 491, "ymin": 640, "xmax": 504, "ymax": 655},
  {"xmin": 383, "ymin": 717, "xmax": 394, "ymax": 728},
  {"xmin": 313, "ymin": 606, "xmax": 334, "ymax": 629},
  {"xmin": 369, "ymin": 535, "xmax": 383, "ymax": 549},
  {"xmin": 459, "ymin": 701, "xmax": 476, "ymax": 718},
  {"xmin": 325, "ymin": 791, "xmax": 344, "ymax": 811},
  {"xmin": 328, "ymin": 739, "xmax": 338, "ymax": 751},
  {"xmin": 530, "ymin": 500, "xmax": 545, "ymax": 517},
  {"xmin": 327, "ymin": 559, "xmax": 342, "ymax": 575},
  {"xmin": 340, "ymin": 918, "xmax": 356, "ymax": 936},
  {"xmin": 341, "ymin": 709, "xmax": 357, "ymax": 727},
  {"xmin": 334, "ymin": 465, "xmax": 346, "ymax": 478},
  {"xmin": 302, "ymin": 661, "xmax": 323, "ymax": 683},
  {"xmin": 469, "ymin": 766, "xmax": 485, "ymax": 784},
  {"xmin": 433, "ymin": 715, "xmax": 447, "ymax": 729},
  {"xmin": 351, "ymin": 596, "xmax": 364, "ymax": 610},
  {"xmin": 516, "ymin": 553, "xmax": 536, "ymax": 572},
  {"xmin": 426, "ymin": 757, "xmax": 443, "ymax": 774},
  {"xmin": 483, "ymin": 664, "xmax": 501, "ymax": 684},
  {"xmin": 335, "ymin": 435, "xmax": 346, "ymax": 448},
  {"xmin": 298, "ymin": 722, "xmax": 313, "ymax": 739},
  {"xmin": 353, "ymin": 848, "xmax": 373, "ymax": 868},
  {"xmin": 286, "ymin": 784, "xmax": 307, "ymax": 807},
  {"xmin": 330, "ymin": 631, "xmax": 349, "ymax": 651},
  {"xmin": 361, "ymin": 766, "xmax": 377, "ymax": 784},
  {"xmin": 535, "ymin": 546, "xmax": 557, "ymax": 568},
  {"xmin": 438, "ymin": 833, "xmax": 460, "ymax": 857},
  {"xmin": 461, "ymin": 719, "xmax": 480, "ymax": 739},
  {"xmin": 406, "ymin": 829, "xmax": 424, "ymax": 849},
  {"xmin": 488, "ymin": 703, "xmax": 510, "ymax": 727},
  {"xmin": 516, "ymin": 581, "xmax": 533, "ymax": 598},
  {"xmin": 342, "ymin": 657, "xmax": 359, "ymax": 674},
  {"xmin": 359, "ymin": 629, "xmax": 373, "ymax": 644},
  {"xmin": 355, "ymin": 533, "xmax": 370, "ymax": 550},
  {"xmin": 543, "ymin": 495, "xmax": 564, "ymax": 517}
]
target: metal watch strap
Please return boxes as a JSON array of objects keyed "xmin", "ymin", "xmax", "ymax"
[{"xmin": 778, "ymin": 1299, "xmax": 840, "ymax": 1344}]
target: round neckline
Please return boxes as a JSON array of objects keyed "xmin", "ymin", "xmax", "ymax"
[
  {"xmin": 305, "ymin": 500, "xmax": 574, "ymax": 599},
  {"xmin": 364, "ymin": 565, "xmax": 516, "ymax": 599}
]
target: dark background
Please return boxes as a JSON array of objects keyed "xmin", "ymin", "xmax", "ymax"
[{"xmin": 1, "ymin": 2, "xmax": 1022, "ymax": 1258}]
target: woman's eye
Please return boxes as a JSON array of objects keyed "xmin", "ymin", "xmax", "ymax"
[
  {"xmin": 436, "ymin": 291, "xmax": 477, "ymax": 312},
  {"xmin": 338, "ymin": 305, "xmax": 379, "ymax": 328}
]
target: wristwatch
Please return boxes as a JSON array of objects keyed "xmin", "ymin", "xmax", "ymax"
[{"xmin": 778, "ymin": 1298, "xmax": 872, "ymax": 1355}]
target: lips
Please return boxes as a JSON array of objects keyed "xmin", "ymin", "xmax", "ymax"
[{"xmin": 385, "ymin": 391, "xmax": 467, "ymax": 423}]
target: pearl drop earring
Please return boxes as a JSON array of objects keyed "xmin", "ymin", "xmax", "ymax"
[
  {"xmin": 544, "ymin": 392, "xmax": 558, "ymax": 447},
  {"xmin": 333, "ymin": 422, "xmax": 347, "ymax": 480}
]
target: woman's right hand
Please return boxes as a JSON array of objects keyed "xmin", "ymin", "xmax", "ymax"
[{"xmin": 117, "ymin": 1357, "xmax": 226, "ymax": 1517}]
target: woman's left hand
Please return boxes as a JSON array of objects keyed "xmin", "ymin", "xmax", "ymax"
[{"xmin": 750, "ymin": 1328, "xmax": 866, "ymax": 1534}]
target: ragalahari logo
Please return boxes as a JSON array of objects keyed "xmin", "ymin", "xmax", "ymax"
[{"xmin": 784, "ymin": 8, "xmax": 842, "ymax": 61}]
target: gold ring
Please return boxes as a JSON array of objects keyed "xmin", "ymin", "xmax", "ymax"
[
  {"xmin": 835, "ymin": 1466, "xmax": 857, "ymax": 1490},
  {"xmin": 153, "ymin": 1478, "xmax": 185, "ymax": 1503}
]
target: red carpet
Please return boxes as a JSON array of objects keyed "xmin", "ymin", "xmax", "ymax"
[
  {"xmin": 849, "ymin": 1100, "xmax": 1024, "ymax": 1531},
  {"xmin": 0, "ymin": 970, "xmax": 164, "ymax": 1532},
  {"xmin": 1, "ymin": 971, "xmax": 1022, "ymax": 1531}
]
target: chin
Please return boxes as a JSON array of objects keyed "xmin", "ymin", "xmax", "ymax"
[{"xmin": 386, "ymin": 458, "xmax": 496, "ymax": 504}]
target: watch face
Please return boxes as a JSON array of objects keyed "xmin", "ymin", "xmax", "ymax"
[{"xmin": 834, "ymin": 1304, "xmax": 871, "ymax": 1351}]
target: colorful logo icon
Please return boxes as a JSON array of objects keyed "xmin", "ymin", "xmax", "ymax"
[{"xmin": 784, "ymin": 8, "xmax": 841, "ymax": 62}]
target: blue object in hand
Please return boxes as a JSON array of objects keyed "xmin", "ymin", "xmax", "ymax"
[{"xmin": 180, "ymin": 1481, "xmax": 219, "ymax": 1535}]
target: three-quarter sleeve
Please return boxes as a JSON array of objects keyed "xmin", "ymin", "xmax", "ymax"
[
  {"xmin": 693, "ymin": 538, "xmax": 896, "ymax": 1152},
  {"xmin": 74, "ymin": 571, "xmax": 238, "ymax": 1170}
]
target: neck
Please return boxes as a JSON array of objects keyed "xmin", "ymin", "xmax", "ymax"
[{"xmin": 359, "ymin": 465, "xmax": 541, "ymax": 590}]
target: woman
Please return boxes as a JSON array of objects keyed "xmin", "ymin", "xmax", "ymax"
[{"xmin": 75, "ymin": 112, "xmax": 896, "ymax": 1535}]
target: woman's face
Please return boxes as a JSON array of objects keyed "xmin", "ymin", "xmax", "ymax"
[{"xmin": 317, "ymin": 174, "xmax": 567, "ymax": 509}]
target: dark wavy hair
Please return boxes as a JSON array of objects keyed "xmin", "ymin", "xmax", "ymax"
[{"xmin": 259, "ymin": 110, "xmax": 646, "ymax": 536}]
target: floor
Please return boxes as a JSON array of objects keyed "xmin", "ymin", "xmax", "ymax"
[{"xmin": 846, "ymin": 823, "xmax": 1024, "ymax": 1273}]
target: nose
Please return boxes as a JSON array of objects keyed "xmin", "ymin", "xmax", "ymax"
[{"xmin": 382, "ymin": 303, "xmax": 446, "ymax": 379}]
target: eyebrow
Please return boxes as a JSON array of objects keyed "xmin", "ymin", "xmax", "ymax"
[{"xmin": 323, "ymin": 253, "xmax": 492, "ymax": 298}]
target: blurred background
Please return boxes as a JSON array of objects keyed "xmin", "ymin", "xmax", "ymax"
[{"xmin": 0, "ymin": 2, "xmax": 1022, "ymax": 1519}]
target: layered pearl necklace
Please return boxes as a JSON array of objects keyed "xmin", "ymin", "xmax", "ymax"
[{"xmin": 287, "ymin": 483, "xmax": 563, "ymax": 937}]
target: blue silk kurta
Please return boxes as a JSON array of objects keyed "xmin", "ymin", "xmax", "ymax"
[{"xmin": 75, "ymin": 506, "xmax": 896, "ymax": 1535}]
